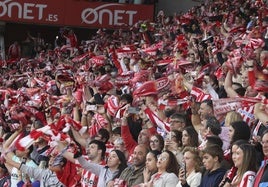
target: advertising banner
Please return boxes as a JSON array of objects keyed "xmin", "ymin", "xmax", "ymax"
[{"xmin": 0, "ymin": 0, "xmax": 154, "ymax": 29}]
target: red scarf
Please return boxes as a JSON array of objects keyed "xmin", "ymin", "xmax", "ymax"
[{"xmin": 253, "ymin": 157, "xmax": 268, "ymax": 187}]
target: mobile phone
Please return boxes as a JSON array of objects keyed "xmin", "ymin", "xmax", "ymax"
[
  {"xmin": 128, "ymin": 107, "xmax": 140, "ymax": 114},
  {"xmin": 86, "ymin": 105, "xmax": 97, "ymax": 111},
  {"xmin": 182, "ymin": 161, "xmax": 186, "ymax": 180}
]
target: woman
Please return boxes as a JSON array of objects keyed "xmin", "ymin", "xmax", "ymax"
[
  {"xmin": 182, "ymin": 126, "xmax": 199, "ymax": 148},
  {"xmin": 76, "ymin": 149, "xmax": 127, "ymax": 186},
  {"xmin": 141, "ymin": 150, "xmax": 179, "ymax": 187},
  {"xmin": 228, "ymin": 121, "xmax": 251, "ymax": 145},
  {"xmin": 224, "ymin": 142, "xmax": 257, "ymax": 187},
  {"xmin": 224, "ymin": 111, "xmax": 243, "ymax": 127},
  {"xmin": 224, "ymin": 121, "xmax": 251, "ymax": 165},
  {"xmin": 176, "ymin": 147, "xmax": 202, "ymax": 187},
  {"xmin": 143, "ymin": 150, "xmax": 162, "ymax": 184},
  {"xmin": 164, "ymin": 130, "xmax": 183, "ymax": 165},
  {"xmin": 149, "ymin": 134, "xmax": 164, "ymax": 152}
]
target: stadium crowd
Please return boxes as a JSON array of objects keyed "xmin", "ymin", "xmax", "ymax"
[{"xmin": 0, "ymin": 0, "xmax": 268, "ymax": 186}]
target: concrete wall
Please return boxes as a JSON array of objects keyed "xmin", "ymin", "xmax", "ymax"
[{"xmin": 156, "ymin": 0, "xmax": 202, "ymax": 16}]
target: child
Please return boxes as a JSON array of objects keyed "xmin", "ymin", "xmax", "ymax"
[{"xmin": 199, "ymin": 144, "xmax": 227, "ymax": 187}]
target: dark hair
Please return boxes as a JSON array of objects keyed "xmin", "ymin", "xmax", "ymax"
[
  {"xmin": 89, "ymin": 140, "xmax": 106, "ymax": 159},
  {"xmin": 163, "ymin": 150, "xmax": 180, "ymax": 175},
  {"xmin": 112, "ymin": 127, "xmax": 121, "ymax": 136},
  {"xmin": 111, "ymin": 150, "xmax": 128, "ymax": 179},
  {"xmin": 172, "ymin": 130, "xmax": 183, "ymax": 147},
  {"xmin": 183, "ymin": 126, "xmax": 199, "ymax": 147},
  {"xmin": 201, "ymin": 99, "xmax": 213, "ymax": 110},
  {"xmin": 120, "ymin": 94, "xmax": 133, "ymax": 104},
  {"xmin": 203, "ymin": 144, "xmax": 224, "ymax": 163},
  {"xmin": 150, "ymin": 134, "xmax": 165, "ymax": 151},
  {"xmin": 232, "ymin": 139, "xmax": 249, "ymax": 146},
  {"xmin": 24, "ymin": 145, "xmax": 34, "ymax": 157},
  {"xmin": 206, "ymin": 135, "xmax": 223, "ymax": 148},
  {"xmin": 170, "ymin": 113, "xmax": 186, "ymax": 124},
  {"xmin": 261, "ymin": 129, "xmax": 268, "ymax": 139},
  {"xmin": 98, "ymin": 128, "xmax": 110, "ymax": 144},
  {"xmin": 170, "ymin": 113, "xmax": 191, "ymax": 127},
  {"xmin": 235, "ymin": 87, "xmax": 246, "ymax": 96},
  {"xmin": 205, "ymin": 116, "xmax": 221, "ymax": 135},
  {"xmin": 148, "ymin": 150, "xmax": 162, "ymax": 160},
  {"xmin": 230, "ymin": 121, "xmax": 251, "ymax": 145},
  {"xmin": 233, "ymin": 142, "xmax": 257, "ymax": 182},
  {"xmin": 0, "ymin": 163, "xmax": 8, "ymax": 173}
]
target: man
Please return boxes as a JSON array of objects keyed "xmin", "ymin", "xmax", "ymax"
[
  {"xmin": 3, "ymin": 129, "xmax": 38, "ymax": 187},
  {"xmin": 169, "ymin": 113, "xmax": 187, "ymax": 132},
  {"xmin": 60, "ymin": 139, "xmax": 106, "ymax": 187},
  {"xmin": 94, "ymin": 128, "xmax": 114, "ymax": 158},
  {"xmin": 56, "ymin": 138, "xmax": 107, "ymax": 186},
  {"xmin": 111, "ymin": 144, "xmax": 149, "ymax": 186},
  {"xmin": 78, "ymin": 140, "xmax": 106, "ymax": 187},
  {"xmin": 254, "ymin": 130, "xmax": 268, "ymax": 187},
  {"xmin": 4, "ymin": 152, "xmax": 65, "ymax": 187},
  {"xmin": 121, "ymin": 116, "xmax": 155, "ymax": 156},
  {"xmin": 197, "ymin": 99, "xmax": 229, "ymax": 151},
  {"xmin": 198, "ymin": 99, "xmax": 214, "ymax": 121},
  {"xmin": 199, "ymin": 116, "xmax": 222, "ymax": 150},
  {"xmin": 201, "ymin": 116, "xmax": 222, "ymax": 140},
  {"xmin": 30, "ymin": 137, "xmax": 50, "ymax": 167}
]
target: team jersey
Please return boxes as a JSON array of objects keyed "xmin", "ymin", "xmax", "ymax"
[{"xmin": 79, "ymin": 157, "xmax": 105, "ymax": 187}]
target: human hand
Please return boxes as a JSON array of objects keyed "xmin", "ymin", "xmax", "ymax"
[
  {"xmin": 178, "ymin": 168, "xmax": 187, "ymax": 184},
  {"xmin": 143, "ymin": 167, "xmax": 151, "ymax": 182}
]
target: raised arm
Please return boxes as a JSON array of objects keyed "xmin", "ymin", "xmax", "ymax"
[
  {"xmin": 254, "ymin": 103, "xmax": 268, "ymax": 125},
  {"xmin": 224, "ymin": 71, "xmax": 239, "ymax": 98}
]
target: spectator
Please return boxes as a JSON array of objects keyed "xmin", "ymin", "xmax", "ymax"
[
  {"xmin": 224, "ymin": 111, "xmax": 243, "ymax": 127},
  {"xmin": 141, "ymin": 150, "xmax": 179, "ymax": 187},
  {"xmin": 8, "ymin": 41, "xmax": 21, "ymax": 60},
  {"xmin": 1, "ymin": 1, "xmax": 268, "ymax": 187},
  {"xmin": 198, "ymin": 99, "xmax": 214, "ymax": 121},
  {"xmin": 112, "ymin": 144, "xmax": 149, "ymax": 186},
  {"xmin": 62, "ymin": 139, "xmax": 106, "ymax": 186},
  {"xmin": 164, "ymin": 130, "xmax": 183, "ymax": 165},
  {"xmin": 176, "ymin": 146, "xmax": 202, "ymax": 187},
  {"xmin": 169, "ymin": 113, "xmax": 188, "ymax": 132},
  {"xmin": 199, "ymin": 145, "xmax": 226, "ymax": 187},
  {"xmin": 225, "ymin": 141, "xmax": 257, "ymax": 186},
  {"xmin": 114, "ymin": 137, "xmax": 130, "ymax": 161},
  {"xmin": 228, "ymin": 121, "xmax": 251, "ymax": 146},
  {"xmin": 149, "ymin": 134, "xmax": 164, "ymax": 152},
  {"xmin": 30, "ymin": 137, "xmax": 50, "ymax": 167},
  {"xmin": 182, "ymin": 126, "xmax": 199, "ymax": 148},
  {"xmin": 142, "ymin": 150, "xmax": 162, "ymax": 184},
  {"xmin": 75, "ymin": 149, "xmax": 128, "ymax": 186},
  {"xmin": 254, "ymin": 130, "xmax": 268, "ymax": 186},
  {"xmin": 3, "ymin": 128, "xmax": 38, "ymax": 187},
  {"xmin": 0, "ymin": 163, "xmax": 11, "ymax": 186},
  {"xmin": 4, "ymin": 152, "xmax": 65, "ymax": 186}
]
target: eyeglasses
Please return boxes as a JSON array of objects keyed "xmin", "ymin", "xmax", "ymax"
[
  {"xmin": 150, "ymin": 140, "xmax": 159, "ymax": 144},
  {"xmin": 157, "ymin": 156, "xmax": 168, "ymax": 161}
]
